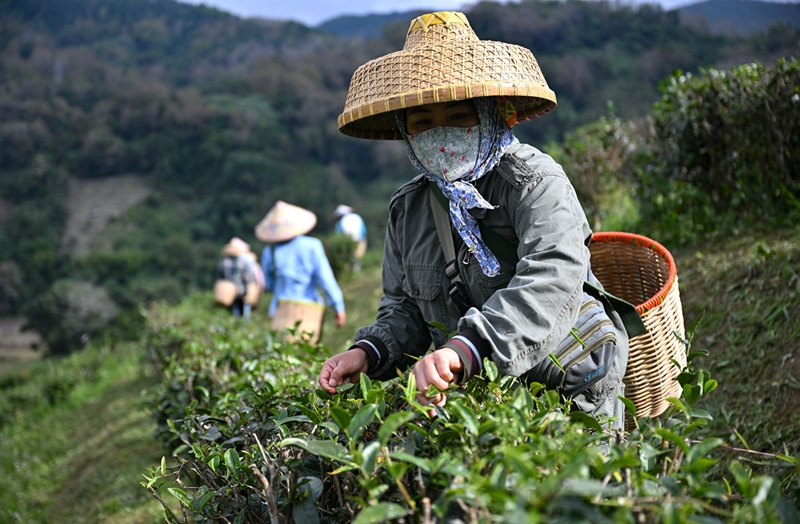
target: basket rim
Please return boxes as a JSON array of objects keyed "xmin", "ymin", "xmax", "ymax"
[{"xmin": 590, "ymin": 231, "xmax": 677, "ymax": 315}]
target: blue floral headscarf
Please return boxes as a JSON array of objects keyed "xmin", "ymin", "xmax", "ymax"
[{"xmin": 396, "ymin": 97, "xmax": 517, "ymax": 277}]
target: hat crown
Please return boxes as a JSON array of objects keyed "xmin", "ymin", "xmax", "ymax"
[
  {"xmin": 403, "ymin": 12, "xmax": 478, "ymax": 50},
  {"xmin": 255, "ymin": 200, "xmax": 317, "ymax": 243},
  {"xmin": 338, "ymin": 10, "xmax": 557, "ymax": 140}
]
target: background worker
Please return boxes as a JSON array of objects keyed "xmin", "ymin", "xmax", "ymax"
[
  {"xmin": 334, "ymin": 204, "xmax": 368, "ymax": 271},
  {"xmin": 256, "ymin": 200, "xmax": 346, "ymax": 344}
]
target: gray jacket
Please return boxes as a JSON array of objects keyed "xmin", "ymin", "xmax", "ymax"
[{"xmin": 353, "ymin": 142, "xmax": 628, "ymax": 411}]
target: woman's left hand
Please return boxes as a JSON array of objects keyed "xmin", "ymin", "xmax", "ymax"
[{"xmin": 412, "ymin": 348, "xmax": 463, "ymax": 407}]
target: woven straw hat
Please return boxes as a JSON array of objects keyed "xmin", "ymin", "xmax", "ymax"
[
  {"xmin": 221, "ymin": 237, "xmax": 251, "ymax": 257},
  {"xmin": 255, "ymin": 201, "xmax": 317, "ymax": 243},
  {"xmin": 338, "ymin": 11, "xmax": 556, "ymax": 140}
]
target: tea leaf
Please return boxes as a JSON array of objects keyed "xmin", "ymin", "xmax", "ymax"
[
  {"xmin": 389, "ymin": 452, "xmax": 432, "ymax": 473},
  {"xmin": 377, "ymin": 411, "xmax": 416, "ymax": 445},
  {"xmin": 360, "ymin": 440, "xmax": 381, "ymax": 476},
  {"xmin": 167, "ymin": 487, "xmax": 192, "ymax": 507},
  {"xmin": 353, "ymin": 502, "xmax": 409, "ymax": 524},
  {"xmin": 330, "ymin": 407, "xmax": 351, "ymax": 433},
  {"xmin": 349, "ymin": 404, "xmax": 378, "ymax": 440},
  {"xmin": 280, "ymin": 438, "xmax": 352, "ymax": 464},
  {"xmin": 453, "ymin": 402, "xmax": 479, "ymax": 436},
  {"xmin": 686, "ymin": 438, "xmax": 723, "ymax": 465}
]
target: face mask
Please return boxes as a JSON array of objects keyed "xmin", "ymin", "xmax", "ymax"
[{"xmin": 407, "ymin": 124, "xmax": 480, "ymax": 182}]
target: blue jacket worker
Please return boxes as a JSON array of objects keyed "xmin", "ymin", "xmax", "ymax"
[{"xmin": 256, "ymin": 200, "xmax": 346, "ymax": 344}]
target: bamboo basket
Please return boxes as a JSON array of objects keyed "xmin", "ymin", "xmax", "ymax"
[
  {"xmin": 271, "ymin": 299, "xmax": 325, "ymax": 345},
  {"xmin": 588, "ymin": 232, "xmax": 686, "ymax": 429}
]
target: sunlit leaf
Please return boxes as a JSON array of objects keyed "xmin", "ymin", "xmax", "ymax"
[
  {"xmin": 280, "ymin": 438, "xmax": 352, "ymax": 464},
  {"xmin": 330, "ymin": 407, "xmax": 351, "ymax": 433},
  {"xmin": 224, "ymin": 448, "xmax": 240, "ymax": 477},
  {"xmin": 389, "ymin": 452, "xmax": 432, "ymax": 473},
  {"xmin": 484, "ymin": 358, "xmax": 498, "ymax": 382},
  {"xmin": 360, "ymin": 373, "xmax": 372, "ymax": 400},
  {"xmin": 360, "ymin": 441, "xmax": 381, "ymax": 476},
  {"xmin": 167, "ymin": 487, "xmax": 192, "ymax": 507},
  {"xmin": 387, "ymin": 461, "xmax": 408, "ymax": 481},
  {"xmin": 703, "ymin": 379, "xmax": 718, "ymax": 395},
  {"xmin": 655, "ymin": 428, "xmax": 690, "ymax": 454},
  {"xmin": 353, "ymin": 502, "xmax": 409, "ymax": 524},
  {"xmin": 349, "ymin": 404, "xmax": 378, "ymax": 440},
  {"xmin": 686, "ymin": 438, "xmax": 724, "ymax": 465},
  {"xmin": 453, "ymin": 402, "xmax": 479, "ymax": 435},
  {"xmin": 548, "ymin": 353, "xmax": 565, "ymax": 372},
  {"xmin": 619, "ymin": 396, "xmax": 637, "ymax": 419}
]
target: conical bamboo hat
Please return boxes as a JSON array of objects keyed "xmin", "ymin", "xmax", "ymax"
[
  {"xmin": 338, "ymin": 11, "xmax": 557, "ymax": 140},
  {"xmin": 255, "ymin": 201, "xmax": 317, "ymax": 243}
]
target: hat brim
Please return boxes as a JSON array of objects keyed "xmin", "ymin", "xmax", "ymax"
[
  {"xmin": 254, "ymin": 207, "xmax": 317, "ymax": 243},
  {"xmin": 222, "ymin": 244, "xmax": 250, "ymax": 256},
  {"xmin": 338, "ymin": 40, "xmax": 557, "ymax": 140}
]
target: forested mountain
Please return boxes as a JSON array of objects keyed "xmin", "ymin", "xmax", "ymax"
[
  {"xmin": 0, "ymin": 0, "xmax": 797, "ymax": 349},
  {"xmin": 680, "ymin": 0, "xmax": 800, "ymax": 35}
]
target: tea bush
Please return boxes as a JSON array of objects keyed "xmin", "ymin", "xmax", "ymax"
[
  {"xmin": 142, "ymin": 298, "xmax": 799, "ymax": 523},
  {"xmin": 632, "ymin": 56, "xmax": 800, "ymax": 246}
]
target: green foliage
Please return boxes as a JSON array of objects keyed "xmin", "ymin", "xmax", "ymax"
[
  {"xmin": 633, "ymin": 57, "xmax": 800, "ymax": 246},
  {"xmin": 548, "ymin": 106, "xmax": 642, "ymax": 232},
  {"xmin": 321, "ymin": 233, "xmax": 358, "ymax": 277},
  {"xmin": 0, "ymin": 340, "xmax": 176, "ymax": 523},
  {"xmin": 141, "ymin": 294, "xmax": 798, "ymax": 523}
]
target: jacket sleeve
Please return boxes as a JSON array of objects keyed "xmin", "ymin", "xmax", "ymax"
[
  {"xmin": 458, "ymin": 171, "xmax": 590, "ymax": 378},
  {"xmin": 353, "ymin": 210, "xmax": 433, "ymax": 380},
  {"xmin": 312, "ymin": 240, "xmax": 346, "ymax": 313}
]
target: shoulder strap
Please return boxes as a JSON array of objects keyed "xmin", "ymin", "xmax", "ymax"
[
  {"xmin": 270, "ymin": 244, "xmax": 277, "ymax": 284},
  {"xmin": 429, "ymin": 188, "xmax": 460, "ymax": 279}
]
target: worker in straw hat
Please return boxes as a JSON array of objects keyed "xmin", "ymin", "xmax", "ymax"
[
  {"xmin": 256, "ymin": 200, "xmax": 346, "ymax": 345},
  {"xmin": 319, "ymin": 11, "xmax": 633, "ymax": 430},
  {"xmin": 214, "ymin": 237, "xmax": 259, "ymax": 318},
  {"xmin": 333, "ymin": 204, "xmax": 367, "ymax": 271}
]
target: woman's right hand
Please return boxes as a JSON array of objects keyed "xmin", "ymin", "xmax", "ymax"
[{"xmin": 319, "ymin": 348, "xmax": 369, "ymax": 394}]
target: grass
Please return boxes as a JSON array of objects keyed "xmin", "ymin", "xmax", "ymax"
[
  {"xmin": 0, "ymin": 341, "xmax": 178, "ymax": 524},
  {"xmin": 674, "ymin": 227, "xmax": 800, "ymax": 490}
]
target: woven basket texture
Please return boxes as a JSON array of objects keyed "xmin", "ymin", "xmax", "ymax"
[
  {"xmin": 589, "ymin": 232, "xmax": 686, "ymax": 429},
  {"xmin": 271, "ymin": 299, "xmax": 325, "ymax": 345},
  {"xmin": 338, "ymin": 11, "xmax": 557, "ymax": 139}
]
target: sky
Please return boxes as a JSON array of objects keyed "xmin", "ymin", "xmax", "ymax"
[{"xmin": 178, "ymin": 0, "xmax": 707, "ymax": 26}]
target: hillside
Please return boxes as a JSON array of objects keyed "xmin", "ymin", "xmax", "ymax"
[
  {"xmin": 318, "ymin": 0, "xmax": 800, "ymax": 39},
  {"xmin": 680, "ymin": 0, "xmax": 800, "ymax": 35},
  {"xmin": 0, "ymin": 0, "xmax": 798, "ymax": 355}
]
